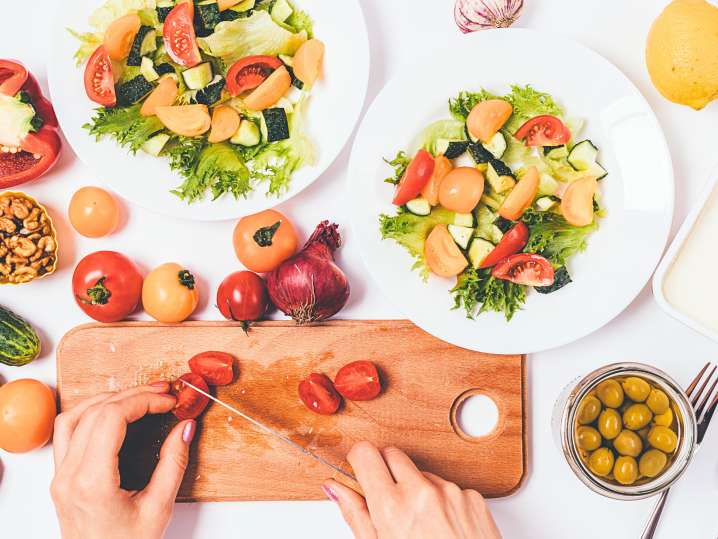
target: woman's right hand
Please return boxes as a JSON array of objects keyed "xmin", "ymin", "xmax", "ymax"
[{"xmin": 323, "ymin": 442, "xmax": 502, "ymax": 539}]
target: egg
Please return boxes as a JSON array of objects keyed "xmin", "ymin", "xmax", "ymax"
[
  {"xmin": 438, "ymin": 167, "xmax": 485, "ymax": 213},
  {"xmin": 0, "ymin": 379, "xmax": 56, "ymax": 453},
  {"xmin": 69, "ymin": 186, "xmax": 120, "ymax": 238}
]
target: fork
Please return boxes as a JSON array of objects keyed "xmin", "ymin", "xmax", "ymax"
[{"xmin": 640, "ymin": 362, "xmax": 718, "ymax": 539}]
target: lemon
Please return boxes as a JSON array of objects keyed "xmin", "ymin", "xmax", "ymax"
[{"xmin": 646, "ymin": 0, "xmax": 718, "ymax": 110}]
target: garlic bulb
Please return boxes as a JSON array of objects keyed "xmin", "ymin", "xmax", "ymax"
[{"xmin": 454, "ymin": 0, "xmax": 524, "ymax": 33}]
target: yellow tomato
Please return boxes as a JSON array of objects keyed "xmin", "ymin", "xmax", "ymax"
[
  {"xmin": 0, "ymin": 379, "xmax": 56, "ymax": 453},
  {"xmin": 142, "ymin": 262, "xmax": 199, "ymax": 323},
  {"xmin": 438, "ymin": 167, "xmax": 485, "ymax": 213},
  {"xmin": 68, "ymin": 186, "xmax": 120, "ymax": 238}
]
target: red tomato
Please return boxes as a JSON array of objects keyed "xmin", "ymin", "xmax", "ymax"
[
  {"xmin": 392, "ymin": 149, "xmax": 435, "ymax": 206},
  {"xmin": 216, "ymin": 271, "xmax": 269, "ymax": 323},
  {"xmin": 514, "ymin": 115, "xmax": 570, "ymax": 147},
  {"xmin": 189, "ymin": 351, "xmax": 235, "ymax": 386},
  {"xmin": 479, "ymin": 222, "xmax": 529, "ymax": 269},
  {"xmin": 72, "ymin": 251, "xmax": 143, "ymax": 323},
  {"xmin": 170, "ymin": 373, "xmax": 210, "ymax": 420},
  {"xmin": 84, "ymin": 46, "xmax": 116, "ymax": 106},
  {"xmin": 334, "ymin": 361, "xmax": 381, "ymax": 401},
  {"xmin": 492, "ymin": 253, "xmax": 555, "ymax": 287},
  {"xmin": 163, "ymin": 2, "xmax": 202, "ymax": 67},
  {"xmin": 0, "ymin": 59, "xmax": 28, "ymax": 97},
  {"xmin": 226, "ymin": 55, "xmax": 283, "ymax": 97},
  {"xmin": 298, "ymin": 373, "xmax": 341, "ymax": 415}
]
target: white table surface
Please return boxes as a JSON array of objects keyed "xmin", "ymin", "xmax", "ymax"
[{"xmin": 2, "ymin": 0, "xmax": 718, "ymax": 537}]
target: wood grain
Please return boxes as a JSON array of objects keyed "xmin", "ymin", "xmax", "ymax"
[{"xmin": 57, "ymin": 320, "xmax": 527, "ymax": 501}]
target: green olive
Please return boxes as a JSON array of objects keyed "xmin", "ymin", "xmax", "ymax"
[
  {"xmin": 654, "ymin": 408, "xmax": 674, "ymax": 427},
  {"xmin": 648, "ymin": 426, "xmax": 678, "ymax": 453},
  {"xmin": 613, "ymin": 456, "xmax": 639, "ymax": 485},
  {"xmin": 623, "ymin": 403, "xmax": 653, "ymax": 430},
  {"xmin": 639, "ymin": 449, "xmax": 668, "ymax": 478},
  {"xmin": 588, "ymin": 447, "xmax": 615, "ymax": 477},
  {"xmin": 647, "ymin": 389, "xmax": 670, "ymax": 415},
  {"xmin": 596, "ymin": 379, "xmax": 625, "ymax": 408},
  {"xmin": 576, "ymin": 426, "xmax": 602, "ymax": 451},
  {"xmin": 577, "ymin": 395, "xmax": 602, "ymax": 425},
  {"xmin": 613, "ymin": 429, "xmax": 643, "ymax": 457},
  {"xmin": 598, "ymin": 408, "xmax": 622, "ymax": 440},
  {"xmin": 622, "ymin": 377, "xmax": 651, "ymax": 402}
]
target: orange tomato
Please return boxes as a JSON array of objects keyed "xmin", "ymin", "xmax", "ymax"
[
  {"xmin": 0, "ymin": 379, "xmax": 56, "ymax": 453},
  {"xmin": 424, "ymin": 224, "xmax": 468, "ymax": 277},
  {"xmin": 561, "ymin": 176, "xmax": 597, "ymax": 226},
  {"xmin": 233, "ymin": 209, "xmax": 298, "ymax": 273},
  {"xmin": 103, "ymin": 13, "xmax": 141, "ymax": 61},
  {"xmin": 421, "ymin": 155, "xmax": 453, "ymax": 206},
  {"xmin": 438, "ymin": 167, "xmax": 485, "ymax": 213},
  {"xmin": 467, "ymin": 99, "xmax": 513, "ymax": 143},
  {"xmin": 68, "ymin": 186, "xmax": 120, "ymax": 238},
  {"xmin": 142, "ymin": 262, "xmax": 199, "ymax": 323},
  {"xmin": 499, "ymin": 166, "xmax": 539, "ymax": 220}
]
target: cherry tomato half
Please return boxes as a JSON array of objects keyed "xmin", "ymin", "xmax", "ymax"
[
  {"xmin": 189, "ymin": 351, "xmax": 235, "ymax": 386},
  {"xmin": 226, "ymin": 55, "xmax": 283, "ymax": 96},
  {"xmin": 84, "ymin": 45, "xmax": 116, "ymax": 106},
  {"xmin": 163, "ymin": 2, "xmax": 202, "ymax": 67},
  {"xmin": 479, "ymin": 222, "xmax": 529, "ymax": 269},
  {"xmin": 492, "ymin": 253, "xmax": 555, "ymax": 287},
  {"xmin": 217, "ymin": 271, "xmax": 269, "ymax": 323},
  {"xmin": 233, "ymin": 209, "xmax": 298, "ymax": 273},
  {"xmin": 170, "ymin": 373, "xmax": 210, "ymax": 420},
  {"xmin": 514, "ymin": 115, "xmax": 570, "ymax": 147},
  {"xmin": 334, "ymin": 361, "xmax": 381, "ymax": 401},
  {"xmin": 72, "ymin": 251, "xmax": 143, "ymax": 323},
  {"xmin": 392, "ymin": 149, "xmax": 435, "ymax": 206},
  {"xmin": 298, "ymin": 373, "xmax": 341, "ymax": 415}
]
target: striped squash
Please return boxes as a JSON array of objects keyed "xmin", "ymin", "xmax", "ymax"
[{"xmin": 0, "ymin": 305, "xmax": 40, "ymax": 366}]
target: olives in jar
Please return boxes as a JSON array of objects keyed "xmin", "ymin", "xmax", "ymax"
[
  {"xmin": 647, "ymin": 389, "xmax": 670, "ymax": 415},
  {"xmin": 613, "ymin": 430, "xmax": 643, "ymax": 457},
  {"xmin": 613, "ymin": 456, "xmax": 639, "ymax": 485},
  {"xmin": 577, "ymin": 395, "xmax": 602, "ymax": 425},
  {"xmin": 622, "ymin": 377, "xmax": 651, "ymax": 402},
  {"xmin": 623, "ymin": 403, "xmax": 653, "ymax": 430},
  {"xmin": 598, "ymin": 409, "xmax": 622, "ymax": 440},
  {"xmin": 576, "ymin": 426, "xmax": 602, "ymax": 451},
  {"xmin": 639, "ymin": 449, "xmax": 668, "ymax": 478},
  {"xmin": 653, "ymin": 408, "xmax": 673, "ymax": 427},
  {"xmin": 588, "ymin": 447, "xmax": 615, "ymax": 477},
  {"xmin": 596, "ymin": 379, "xmax": 624, "ymax": 408},
  {"xmin": 648, "ymin": 426, "xmax": 678, "ymax": 453}
]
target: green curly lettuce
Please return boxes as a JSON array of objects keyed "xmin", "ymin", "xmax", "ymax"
[
  {"xmin": 419, "ymin": 119, "xmax": 466, "ymax": 154},
  {"xmin": 83, "ymin": 104, "xmax": 164, "ymax": 153},
  {"xmin": 503, "ymin": 84, "xmax": 564, "ymax": 132},
  {"xmin": 383, "ymin": 150, "xmax": 410, "ymax": 185},
  {"xmin": 521, "ymin": 209, "xmax": 598, "ymax": 266},
  {"xmin": 451, "ymin": 268, "xmax": 526, "ymax": 321}
]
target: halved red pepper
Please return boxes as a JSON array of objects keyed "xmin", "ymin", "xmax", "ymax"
[{"xmin": 0, "ymin": 59, "xmax": 61, "ymax": 189}]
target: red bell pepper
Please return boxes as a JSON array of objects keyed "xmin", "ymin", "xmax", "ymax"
[{"xmin": 0, "ymin": 59, "xmax": 61, "ymax": 188}]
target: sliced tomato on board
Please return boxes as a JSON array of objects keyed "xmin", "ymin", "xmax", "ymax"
[
  {"xmin": 492, "ymin": 253, "xmax": 555, "ymax": 287},
  {"xmin": 163, "ymin": 2, "xmax": 202, "ymax": 67},
  {"xmin": 226, "ymin": 55, "xmax": 283, "ymax": 96},
  {"xmin": 189, "ymin": 351, "xmax": 235, "ymax": 386},
  {"xmin": 392, "ymin": 149, "xmax": 435, "ymax": 206},
  {"xmin": 514, "ymin": 115, "xmax": 570, "ymax": 147},
  {"xmin": 171, "ymin": 373, "xmax": 210, "ymax": 420},
  {"xmin": 0, "ymin": 60, "xmax": 28, "ymax": 97},
  {"xmin": 334, "ymin": 361, "xmax": 381, "ymax": 401},
  {"xmin": 84, "ymin": 45, "xmax": 117, "ymax": 106},
  {"xmin": 479, "ymin": 222, "xmax": 529, "ymax": 269},
  {"xmin": 298, "ymin": 373, "xmax": 341, "ymax": 415}
]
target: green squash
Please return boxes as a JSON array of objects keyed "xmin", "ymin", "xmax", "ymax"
[{"xmin": 0, "ymin": 305, "xmax": 40, "ymax": 366}]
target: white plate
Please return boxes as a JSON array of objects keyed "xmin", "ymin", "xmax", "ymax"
[
  {"xmin": 348, "ymin": 29, "xmax": 674, "ymax": 354},
  {"xmin": 48, "ymin": 0, "xmax": 369, "ymax": 221}
]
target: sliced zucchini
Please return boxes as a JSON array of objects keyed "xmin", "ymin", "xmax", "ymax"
[
  {"xmin": 567, "ymin": 140, "xmax": 599, "ymax": 171},
  {"xmin": 486, "ymin": 160, "xmax": 516, "ymax": 193},
  {"xmin": 182, "ymin": 62, "xmax": 213, "ymax": 90},
  {"xmin": 448, "ymin": 225, "xmax": 474, "ymax": 250},
  {"xmin": 141, "ymin": 133, "xmax": 171, "ymax": 156},
  {"xmin": 483, "ymin": 131, "xmax": 506, "ymax": 159},
  {"xmin": 262, "ymin": 107, "xmax": 290, "ymax": 142},
  {"xmin": 275, "ymin": 97, "xmax": 294, "ymax": 113},
  {"xmin": 279, "ymin": 54, "xmax": 294, "ymax": 67},
  {"xmin": 271, "ymin": 0, "xmax": 293, "ymax": 22},
  {"xmin": 493, "ymin": 216, "xmax": 514, "ymax": 234},
  {"xmin": 435, "ymin": 139, "xmax": 469, "ymax": 159},
  {"xmin": 194, "ymin": 75, "xmax": 225, "ymax": 105},
  {"xmin": 155, "ymin": 62, "xmax": 175, "ymax": 76},
  {"xmin": 115, "ymin": 75, "xmax": 154, "ymax": 106},
  {"xmin": 538, "ymin": 173, "xmax": 559, "ymax": 196},
  {"xmin": 468, "ymin": 238, "xmax": 495, "ymax": 269},
  {"xmin": 140, "ymin": 57, "xmax": 159, "ymax": 82},
  {"xmin": 235, "ymin": 0, "xmax": 256, "ymax": 10},
  {"xmin": 127, "ymin": 26, "xmax": 156, "ymax": 67},
  {"xmin": 535, "ymin": 196, "xmax": 559, "ymax": 211},
  {"xmin": 283, "ymin": 65, "xmax": 304, "ymax": 90},
  {"xmin": 544, "ymin": 145, "xmax": 569, "ymax": 159},
  {"xmin": 157, "ymin": 1, "xmax": 175, "ymax": 22},
  {"xmin": 194, "ymin": 0, "xmax": 222, "ymax": 37},
  {"xmin": 405, "ymin": 197, "xmax": 431, "ymax": 216},
  {"xmin": 468, "ymin": 141, "xmax": 493, "ymax": 164},
  {"xmin": 535, "ymin": 267, "xmax": 572, "ymax": 294},
  {"xmin": 588, "ymin": 162, "xmax": 608, "ymax": 180},
  {"xmin": 454, "ymin": 212, "xmax": 474, "ymax": 227},
  {"xmin": 231, "ymin": 119, "xmax": 261, "ymax": 146}
]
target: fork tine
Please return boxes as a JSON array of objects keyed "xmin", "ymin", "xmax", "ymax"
[
  {"xmin": 686, "ymin": 362, "xmax": 711, "ymax": 397},
  {"xmin": 691, "ymin": 365, "xmax": 717, "ymax": 406},
  {"xmin": 695, "ymin": 373, "xmax": 718, "ymax": 419}
]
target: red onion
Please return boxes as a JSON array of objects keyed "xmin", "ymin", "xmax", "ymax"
[
  {"xmin": 454, "ymin": 0, "xmax": 524, "ymax": 33},
  {"xmin": 267, "ymin": 221, "xmax": 350, "ymax": 324}
]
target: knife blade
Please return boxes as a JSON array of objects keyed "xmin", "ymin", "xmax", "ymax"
[{"xmin": 180, "ymin": 378, "xmax": 358, "ymax": 483}]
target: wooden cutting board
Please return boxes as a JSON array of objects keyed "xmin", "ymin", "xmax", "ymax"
[{"xmin": 56, "ymin": 320, "xmax": 526, "ymax": 501}]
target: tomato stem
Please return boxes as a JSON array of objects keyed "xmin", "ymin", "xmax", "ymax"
[
  {"xmin": 178, "ymin": 269, "xmax": 195, "ymax": 290},
  {"xmin": 82, "ymin": 276, "xmax": 112, "ymax": 305},
  {"xmin": 252, "ymin": 221, "xmax": 281, "ymax": 247}
]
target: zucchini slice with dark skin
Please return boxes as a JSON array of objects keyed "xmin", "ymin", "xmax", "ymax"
[
  {"xmin": 493, "ymin": 216, "xmax": 514, "ymax": 234},
  {"xmin": 127, "ymin": 26, "xmax": 155, "ymax": 66},
  {"xmin": 157, "ymin": 0, "xmax": 175, "ymax": 22},
  {"xmin": 115, "ymin": 75, "xmax": 155, "ymax": 106},
  {"xmin": 193, "ymin": 75, "xmax": 226, "ymax": 105},
  {"xmin": 468, "ymin": 141, "xmax": 494, "ymax": 164},
  {"xmin": 155, "ymin": 63, "xmax": 176, "ymax": 76},
  {"xmin": 284, "ymin": 64, "xmax": 304, "ymax": 90},
  {"xmin": 535, "ymin": 267, "xmax": 572, "ymax": 294},
  {"xmin": 262, "ymin": 107, "xmax": 290, "ymax": 142},
  {"xmin": 194, "ymin": 0, "xmax": 222, "ymax": 37}
]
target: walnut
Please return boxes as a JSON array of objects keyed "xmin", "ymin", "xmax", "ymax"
[{"xmin": 0, "ymin": 217, "xmax": 16, "ymax": 234}]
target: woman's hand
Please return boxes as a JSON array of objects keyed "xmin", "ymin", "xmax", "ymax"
[
  {"xmin": 51, "ymin": 383, "xmax": 195, "ymax": 539},
  {"xmin": 323, "ymin": 442, "xmax": 502, "ymax": 539}
]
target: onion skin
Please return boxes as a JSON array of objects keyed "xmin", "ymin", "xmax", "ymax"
[
  {"xmin": 454, "ymin": 0, "xmax": 524, "ymax": 33},
  {"xmin": 267, "ymin": 221, "xmax": 350, "ymax": 324}
]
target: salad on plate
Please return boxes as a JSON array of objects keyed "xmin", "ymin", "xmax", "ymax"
[
  {"xmin": 71, "ymin": 0, "xmax": 323, "ymax": 203},
  {"xmin": 380, "ymin": 85, "xmax": 607, "ymax": 320}
]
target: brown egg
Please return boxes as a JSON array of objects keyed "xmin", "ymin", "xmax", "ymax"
[
  {"xmin": 0, "ymin": 379, "xmax": 56, "ymax": 453},
  {"xmin": 438, "ymin": 167, "xmax": 485, "ymax": 213}
]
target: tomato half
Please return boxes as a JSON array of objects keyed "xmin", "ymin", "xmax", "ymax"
[
  {"xmin": 479, "ymin": 222, "xmax": 529, "ymax": 269},
  {"xmin": 334, "ymin": 361, "xmax": 381, "ymax": 401},
  {"xmin": 226, "ymin": 55, "xmax": 283, "ymax": 97},
  {"xmin": 217, "ymin": 271, "xmax": 269, "ymax": 324},
  {"xmin": 233, "ymin": 209, "xmax": 298, "ymax": 273},
  {"xmin": 163, "ymin": 2, "xmax": 202, "ymax": 67},
  {"xmin": 298, "ymin": 373, "xmax": 341, "ymax": 415},
  {"xmin": 392, "ymin": 149, "xmax": 435, "ymax": 206},
  {"xmin": 170, "ymin": 373, "xmax": 210, "ymax": 420},
  {"xmin": 189, "ymin": 351, "xmax": 235, "ymax": 386},
  {"xmin": 514, "ymin": 115, "xmax": 570, "ymax": 147},
  {"xmin": 0, "ymin": 60, "xmax": 28, "ymax": 97},
  {"xmin": 84, "ymin": 45, "xmax": 117, "ymax": 106},
  {"xmin": 492, "ymin": 253, "xmax": 555, "ymax": 287},
  {"xmin": 72, "ymin": 251, "xmax": 143, "ymax": 323}
]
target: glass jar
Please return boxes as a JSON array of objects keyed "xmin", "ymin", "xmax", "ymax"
[{"xmin": 553, "ymin": 362, "xmax": 697, "ymax": 500}]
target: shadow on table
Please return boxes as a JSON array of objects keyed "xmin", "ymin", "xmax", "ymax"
[{"xmin": 165, "ymin": 502, "xmax": 201, "ymax": 539}]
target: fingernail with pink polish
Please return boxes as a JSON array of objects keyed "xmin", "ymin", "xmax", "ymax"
[
  {"xmin": 182, "ymin": 420, "xmax": 196, "ymax": 444},
  {"xmin": 149, "ymin": 381, "xmax": 168, "ymax": 391},
  {"xmin": 322, "ymin": 484, "xmax": 338, "ymax": 502}
]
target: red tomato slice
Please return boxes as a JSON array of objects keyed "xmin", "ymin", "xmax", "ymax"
[
  {"xmin": 163, "ymin": 2, "xmax": 202, "ymax": 67},
  {"xmin": 392, "ymin": 149, "xmax": 435, "ymax": 206},
  {"xmin": 479, "ymin": 222, "xmax": 529, "ymax": 269},
  {"xmin": 492, "ymin": 253, "xmax": 555, "ymax": 287},
  {"xmin": 226, "ymin": 55, "xmax": 283, "ymax": 97},
  {"xmin": 334, "ymin": 361, "xmax": 381, "ymax": 401},
  {"xmin": 514, "ymin": 115, "xmax": 570, "ymax": 147},
  {"xmin": 84, "ymin": 46, "xmax": 116, "ymax": 106},
  {"xmin": 0, "ymin": 59, "xmax": 28, "ymax": 96},
  {"xmin": 298, "ymin": 373, "xmax": 341, "ymax": 415},
  {"xmin": 170, "ymin": 373, "xmax": 210, "ymax": 420},
  {"xmin": 189, "ymin": 351, "xmax": 235, "ymax": 386}
]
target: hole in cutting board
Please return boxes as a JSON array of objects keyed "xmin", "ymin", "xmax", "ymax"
[{"xmin": 450, "ymin": 391, "xmax": 500, "ymax": 440}]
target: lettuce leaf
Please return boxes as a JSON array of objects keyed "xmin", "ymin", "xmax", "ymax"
[
  {"xmin": 83, "ymin": 103, "xmax": 164, "ymax": 153},
  {"xmin": 452, "ymin": 268, "xmax": 526, "ymax": 321},
  {"xmin": 285, "ymin": 1, "xmax": 314, "ymax": 36},
  {"xmin": 88, "ymin": 0, "xmax": 156, "ymax": 31},
  {"xmin": 521, "ymin": 209, "xmax": 598, "ymax": 266},
  {"xmin": 383, "ymin": 150, "xmax": 410, "ymax": 185},
  {"xmin": 448, "ymin": 89, "xmax": 499, "ymax": 121},
  {"xmin": 67, "ymin": 29, "xmax": 103, "ymax": 66},
  {"xmin": 419, "ymin": 119, "xmax": 466, "ymax": 154},
  {"xmin": 503, "ymin": 84, "xmax": 564, "ymax": 132}
]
